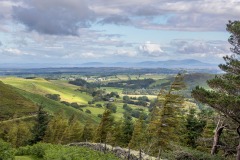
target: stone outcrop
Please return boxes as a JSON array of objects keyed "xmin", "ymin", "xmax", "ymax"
[{"xmin": 68, "ymin": 142, "xmax": 158, "ymax": 160}]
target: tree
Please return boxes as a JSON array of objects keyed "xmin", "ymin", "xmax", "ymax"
[
  {"xmin": 67, "ymin": 114, "xmax": 83, "ymax": 143},
  {"xmin": 94, "ymin": 109, "xmax": 114, "ymax": 143},
  {"xmin": 121, "ymin": 112, "xmax": 134, "ymax": 146},
  {"xmin": 146, "ymin": 73, "xmax": 186, "ymax": 155},
  {"xmin": 192, "ymin": 20, "xmax": 240, "ymax": 160},
  {"xmin": 184, "ymin": 107, "xmax": 206, "ymax": 148},
  {"xmin": 82, "ymin": 120, "xmax": 95, "ymax": 142},
  {"xmin": 43, "ymin": 111, "xmax": 69, "ymax": 144},
  {"xmin": 30, "ymin": 105, "xmax": 49, "ymax": 144},
  {"xmin": 106, "ymin": 120, "xmax": 124, "ymax": 146},
  {"xmin": 5, "ymin": 121, "xmax": 32, "ymax": 147},
  {"xmin": 129, "ymin": 114, "xmax": 146, "ymax": 150}
]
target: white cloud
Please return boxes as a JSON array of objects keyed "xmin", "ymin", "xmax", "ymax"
[
  {"xmin": 1, "ymin": 48, "xmax": 35, "ymax": 56},
  {"xmin": 80, "ymin": 52, "xmax": 103, "ymax": 59},
  {"xmin": 139, "ymin": 41, "xmax": 164, "ymax": 57},
  {"xmin": 114, "ymin": 49, "xmax": 137, "ymax": 57}
]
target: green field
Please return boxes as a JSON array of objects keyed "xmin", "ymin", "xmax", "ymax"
[
  {"xmin": 0, "ymin": 77, "xmax": 150, "ymax": 121},
  {"xmin": 83, "ymin": 102, "xmax": 149, "ymax": 120},
  {"xmin": 0, "ymin": 77, "xmax": 92, "ymax": 105}
]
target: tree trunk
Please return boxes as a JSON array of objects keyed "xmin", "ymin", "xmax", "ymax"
[
  {"xmin": 236, "ymin": 126, "xmax": 240, "ymax": 160},
  {"xmin": 211, "ymin": 119, "xmax": 224, "ymax": 155}
]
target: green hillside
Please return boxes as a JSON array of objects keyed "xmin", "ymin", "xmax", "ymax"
[
  {"xmin": 14, "ymin": 88, "xmax": 98, "ymax": 124},
  {"xmin": 0, "ymin": 81, "xmax": 38, "ymax": 120},
  {"xmin": 0, "ymin": 79, "xmax": 98, "ymax": 124},
  {"xmin": 0, "ymin": 77, "xmax": 92, "ymax": 105}
]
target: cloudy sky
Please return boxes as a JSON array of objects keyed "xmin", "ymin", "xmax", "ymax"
[{"xmin": 0, "ymin": 0, "xmax": 239, "ymax": 65}]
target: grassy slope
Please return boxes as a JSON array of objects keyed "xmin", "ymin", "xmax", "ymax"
[
  {"xmin": 1, "ymin": 77, "xmax": 151, "ymax": 120},
  {"xmin": 15, "ymin": 88, "xmax": 98, "ymax": 124},
  {"xmin": 0, "ymin": 81, "xmax": 38, "ymax": 120},
  {"xmin": 0, "ymin": 78, "xmax": 98, "ymax": 124},
  {"xmin": 0, "ymin": 77, "xmax": 92, "ymax": 104}
]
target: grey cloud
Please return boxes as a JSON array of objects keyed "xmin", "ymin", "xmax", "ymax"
[
  {"xmin": 93, "ymin": 0, "xmax": 240, "ymax": 31},
  {"xmin": 133, "ymin": 6, "xmax": 161, "ymax": 16},
  {"xmin": 0, "ymin": 41, "xmax": 2, "ymax": 46},
  {"xmin": 13, "ymin": 0, "xmax": 95, "ymax": 36},
  {"xmin": 170, "ymin": 39, "xmax": 230, "ymax": 55},
  {"xmin": 99, "ymin": 15, "xmax": 131, "ymax": 25}
]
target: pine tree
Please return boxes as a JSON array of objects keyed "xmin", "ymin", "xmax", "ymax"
[
  {"xmin": 106, "ymin": 120, "xmax": 123, "ymax": 146},
  {"xmin": 192, "ymin": 20, "xmax": 240, "ymax": 159},
  {"xmin": 67, "ymin": 114, "xmax": 83, "ymax": 143},
  {"xmin": 129, "ymin": 114, "xmax": 146, "ymax": 150},
  {"xmin": 184, "ymin": 107, "xmax": 206, "ymax": 148},
  {"xmin": 81, "ymin": 120, "xmax": 95, "ymax": 142},
  {"xmin": 43, "ymin": 111, "xmax": 69, "ymax": 144},
  {"xmin": 94, "ymin": 109, "xmax": 114, "ymax": 143},
  {"xmin": 121, "ymin": 112, "xmax": 134, "ymax": 147},
  {"xmin": 5, "ymin": 121, "xmax": 31, "ymax": 147},
  {"xmin": 30, "ymin": 105, "xmax": 49, "ymax": 144},
  {"xmin": 149, "ymin": 73, "xmax": 186, "ymax": 154}
]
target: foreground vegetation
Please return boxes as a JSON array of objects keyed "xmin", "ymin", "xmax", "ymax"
[{"xmin": 0, "ymin": 140, "xmax": 120, "ymax": 160}]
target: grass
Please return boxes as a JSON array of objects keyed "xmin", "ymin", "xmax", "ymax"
[
  {"xmin": 83, "ymin": 102, "xmax": 149, "ymax": 121},
  {"xmin": 14, "ymin": 88, "xmax": 98, "ymax": 124},
  {"xmin": 0, "ymin": 77, "xmax": 92, "ymax": 105},
  {"xmin": 15, "ymin": 156, "xmax": 42, "ymax": 160},
  {"xmin": 0, "ymin": 76, "xmax": 153, "ymax": 122},
  {"xmin": 0, "ymin": 80, "xmax": 38, "ymax": 120},
  {"xmin": 100, "ymin": 87, "xmax": 123, "ymax": 95}
]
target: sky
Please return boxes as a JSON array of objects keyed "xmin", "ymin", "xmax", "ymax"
[{"xmin": 0, "ymin": 0, "xmax": 239, "ymax": 66}]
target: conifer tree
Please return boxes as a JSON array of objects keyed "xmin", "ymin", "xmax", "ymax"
[
  {"xmin": 121, "ymin": 112, "xmax": 134, "ymax": 146},
  {"xmin": 192, "ymin": 21, "xmax": 240, "ymax": 159},
  {"xmin": 31, "ymin": 105, "xmax": 49, "ymax": 144},
  {"xmin": 106, "ymin": 120, "xmax": 124, "ymax": 146},
  {"xmin": 67, "ymin": 114, "xmax": 83, "ymax": 143},
  {"xmin": 5, "ymin": 121, "xmax": 31, "ymax": 147},
  {"xmin": 81, "ymin": 120, "xmax": 95, "ymax": 142},
  {"xmin": 149, "ymin": 73, "xmax": 186, "ymax": 154},
  {"xmin": 94, "ymin": 109, "xmax": 114, "ymax": 143},
  {"xmin": 129, "ymin": 114, "xmax": 146, "ymax": 150},
  {"xmin": 43, "ymin": 111, "xmax": 69, "ymax": 144},
  {"xmin": 184, "ymin": 107, "xmax": 206, "ymax": 148}
]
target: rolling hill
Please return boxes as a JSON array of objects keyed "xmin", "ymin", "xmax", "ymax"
[
  {"xmin": 0, "ymin": 79, "xmax": 98, "ymax": 124},
  {"xmin": 0, "ymin": 81, "xmax": 38, "ymax": 120}
]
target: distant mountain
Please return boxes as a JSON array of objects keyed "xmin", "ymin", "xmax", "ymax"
[
  {"xmin": 81, "ymin": 62, "xmax": 105, "ymax": 67},
  {"xmin": 0, "ymin": 59, "xmax": 217, "ymax": 69},
  {"xmin": 79, "ymin": 59, "xmax": 217, "ymax": 69},
  {"xmin": 135, "ymin": 59, "xmax": 215, "ymax": 68}
]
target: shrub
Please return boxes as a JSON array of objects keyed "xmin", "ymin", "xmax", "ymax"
[
  {"xmin": 85, "ymin": 109, "xmax": 92, "ymax": 114},
  {"xmin": 16, "ymin": 143, "xmax": 120, "ymax": 160},
  {"xmin": 0, "ymin": 139, "xmax": 15, "ymax": 160}
]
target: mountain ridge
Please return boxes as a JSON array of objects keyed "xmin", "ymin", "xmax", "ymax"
[{"xmin": 0, "ymin": 59, "xmax": 217, "ymax": 69}]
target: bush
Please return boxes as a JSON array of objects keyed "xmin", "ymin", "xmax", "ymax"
[
  {"xmin": 0, "ymin": 139, "xmax": 15, "ymax": 160},
  {"xmin": 16, "ymin": 143, "xmax": 120, "ymax": 160},
  {"xmin": 160, "ymin": 148, "xmax": 224, "ymax": 160},
  {"xmin": 85, "ymin": 109, "xmax": 92, "ymax": 114},
  {"xmin": 174, "ymin": 150, "xmax": 223, "ymax": 160},
  {"xmin": 45, "ymin": 94, "xmax": 61, "ymax": 101},
  {"xmin": 96, "ymin": 104, "xmax": 102, "ymax": 108}
]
